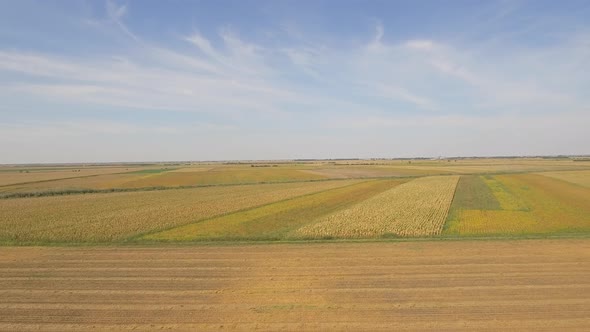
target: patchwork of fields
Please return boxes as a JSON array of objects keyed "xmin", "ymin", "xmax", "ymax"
[
  {"xmin": 0, "ymin": 180, "xmax": 362, "ymax": 243},
  {"xmin": 0, "ymin": 159, "xmax": 589, "ymax": 244},
  {"xmin": 445, "ymin": 174, "xmax": 590, "ymax": 236},
  {"xmin": 1, "ymin": 159, "xmax": 589, "ymax": 330}
]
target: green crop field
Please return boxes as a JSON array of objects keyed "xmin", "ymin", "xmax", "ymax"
[{"xmin": 444, "ymin": 174, "xmax": 590, "ymax": 236}]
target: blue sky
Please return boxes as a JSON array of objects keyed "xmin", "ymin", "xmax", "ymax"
[{"xmin": 1, "ymin": 0, "xmax": 589, "ymax": 163}]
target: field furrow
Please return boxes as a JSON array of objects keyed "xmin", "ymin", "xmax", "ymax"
[{"xmin": 0, "ymin": 239, "xmax": 587, "ymax": 331}]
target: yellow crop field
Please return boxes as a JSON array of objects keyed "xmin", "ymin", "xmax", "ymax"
[
  {"xmin": 445, "ymin": 210, "xmax": 538, "ymax": 235},
  {"xmin": 301, "ymin": 166, "xmax": 448, "ymax": 178},
  {"xmin": 0, "ymin": 180, "xmax": 361, "ymax": 243},
  {"xmin": 116, "ymin": 167, "xmax": 327, "ymax": 188},
  {"xmin": 0, "ymin": 173, "xmax": 147, "ymax": 193},
  {"xmin": 538, "ymin": 170, "xmax": 590, "ymax": 188},
  {"xmin": 444, "ymin": 174, "xmax": 590, "ymax": 235},
  {"xmin": 294, "ymin": 176, "xmax": 459, "ymax": 238},
  {"xmin": 145, "ymin": 179, "xmax": 405, "ymax": 241},
  {"xmin": 481, "ymin": 176, "xmax": 528, "ymax": 211}
]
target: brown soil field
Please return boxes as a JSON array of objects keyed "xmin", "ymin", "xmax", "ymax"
[{"xmin": 0, "ymin": 239, "xmax": 588, "ymax": 331}]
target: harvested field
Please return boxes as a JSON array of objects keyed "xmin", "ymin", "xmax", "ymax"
[
  {"xmin": 295, "ymin": 176, "xmax": 459, "ymax": 238},
  {"xmin": 0, "ymin": 180, "xmax": 361, "ymax": 243},
  {"xmin": 0, "ymin": 239, "xmax": 588, "ymax": 331},
  {"xmin": 145, "ymin": 179, "xmax": 406, "ymax": 241},
  {"xmin": 539, "ymin": 170, "xmax": 590, "ymax": 188}
]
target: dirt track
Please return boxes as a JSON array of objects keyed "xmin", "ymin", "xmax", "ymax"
[{"xmin": 0, "ymin": 239, "xmax": 589, "ymax": 331}]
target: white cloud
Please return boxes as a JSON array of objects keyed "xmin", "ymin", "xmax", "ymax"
[
  {"xmin": 404, "ymin": 39, "xmax": 435, "ymax": 51},
  {"xmin": 106, "ymin": 0, "xmax": 138, "ymax": 41},
  {"xmin": 1, "ymin": 2, "xmax": 589, "ymax": 162},
  {"xmin": 185, "ymin": 32, "xmax": 218, "ymax": 59}
]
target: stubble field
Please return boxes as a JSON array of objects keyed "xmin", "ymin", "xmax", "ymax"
[{"xmin": 0, "ymin": 239, "xmax": 588, "ymax": 331}]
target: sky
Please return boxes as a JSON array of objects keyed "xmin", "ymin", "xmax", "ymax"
[{"xmin": 1, "ymin": 0, "xmax": 589, "ymax": 163}]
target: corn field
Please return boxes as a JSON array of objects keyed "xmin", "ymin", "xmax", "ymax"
[{"xmin": 294, "ymin": 176, "xmax": 459, "ymax": 238}]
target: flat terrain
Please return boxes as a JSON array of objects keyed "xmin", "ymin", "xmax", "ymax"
[
  {"xmin": 1, "ymin": 158, "xmax": 589, "ymax": 243},
  {"xmin": 0, "ymin": 180, "xmax": 362, "ymax": 243},
  {"xmin": 1, "ymin": 159, "xmax": 589, "ymax": 330},
  {"xmin": 0, "ymin": 239, "xmax": 588, "ymax": 331}
]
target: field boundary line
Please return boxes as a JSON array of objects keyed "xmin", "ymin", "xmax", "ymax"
[{"xmin": 125, "ymin": 179, "xmax": 383, "ymax": 242}]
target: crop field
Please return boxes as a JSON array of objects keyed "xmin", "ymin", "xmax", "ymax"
[
  {"xmin": 1, "ymin": 159, "xmax": 589, "ymax": 330},
  {"xmin": 0, "ymin": 180, "xmax": 361, "ymax": 243},
  {"xmin": 117, "ymin": 167, "xmax": 327, "ymax": 188},
  {"xmin": 445, "ymin": 174, "xmax": 590, "ymax": 236},
  {"xmin": 0, "ymin": 166, "xmax": 146, "ymax": 187},
  {"xmin": 300, "ymin": 166, "xmax": 449, "ymax": 178},
  {"xmin": 0, "ymin": 166, "xmax": 325, "ymax": 194},
  {"xmin": 1, "ymin": 239, "xmax": 588, "ymax": 330},
  {"xmin": 145, "ymin": 179, "xmax": 406, "ymax": 241},
  {"xmin": 294, "ymin": 176, "xmax": 459, "ymax": 238},
  {"xmin": 0, "ymin": 173, "xmax": 149, "ymax": 194},
  {"xmin": 538, "ymin": 170, "xmax": 590, "ymax": 188},
  {"xmin": 1, "ymin": 158, "xmax": 588, "ymax": 197},
  {"xmin": 0, "ymin": 159, "xmax": 589, "ymax": 244}
]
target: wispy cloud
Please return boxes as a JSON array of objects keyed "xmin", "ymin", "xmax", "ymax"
[
  {"xmin": 0, "ymin": 0, "xmax": 589, "ymax": 162},
  {"xmin": 106, "ymin": 0, "xmax": 138, "ymax": 41}
]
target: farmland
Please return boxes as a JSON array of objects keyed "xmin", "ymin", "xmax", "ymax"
[
  {"xmin": 444, "ymin": 174, "xmax": 590, "ymax": 236},
  {"xmin": 0, "ymin": 158, "xmax": 589, "ymax": 243},
  {"xmin": 1, "ymin": 239, "xmax": 588, "ymax": 330},
  {"xmin": 0, "ymin": 180, "xmax": 362, "ymax": 243},
  {"xmin": 294, "ymin": 176, "xmax": 459, "ymax": 238},
  {"xmin": 145, "ymin": 179, "xmax": 406, "ymax": 241},
  {"xmin": 538, "ymin": 170, "xmax": 590, "ymax": 188},
  {"xmin": 1, "ymin": 158, "xmax": 589, "ymax": 330}
]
